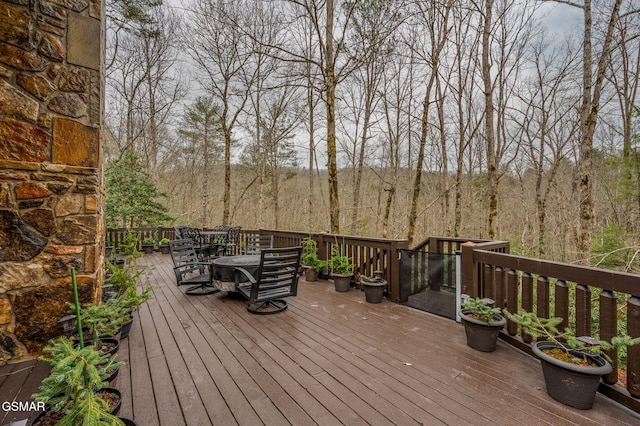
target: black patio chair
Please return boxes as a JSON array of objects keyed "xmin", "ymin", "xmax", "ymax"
[
  {"xmin": 218, "ymin": 225, "xmax": 241, "ymax": 256},
  {"xmin": 181, "ymin": 227, "xmax": 212, "ymax": 260},
  {"xmin": 169, "ymin": 239, "xmax": 217, "ymax": 296},
  {"xmin": 243, "ymin": 234, "xmax": 273, "ymax": 254},
  {"xmin": 235, "ymin": 246, "xmax": 302, "ymax": 314}
]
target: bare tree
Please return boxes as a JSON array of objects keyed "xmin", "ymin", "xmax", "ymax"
[
  {"xmin": 406, "ymin": 0, "xmax": 453, "ymax": 245},
  {"xmin": 186, "ymin": 0, "xmax": 255, "ymax": 225}
]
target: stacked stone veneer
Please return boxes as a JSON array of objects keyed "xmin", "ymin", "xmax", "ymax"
[{"xmin": 0, "ymin": 0, "xmax": 103, "ymax": 363}]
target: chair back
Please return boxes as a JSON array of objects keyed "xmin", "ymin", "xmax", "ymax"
[
  {"xmin": 242, "ymin": 247, "xmax": 302, "ymax": 304},
  {"xmin": 244, "ymin": 234, "xmax": 273, "ymax": 254},
  {"xmin": 169, "ymin": 239, "xmax": 199, "ymax": 267}
]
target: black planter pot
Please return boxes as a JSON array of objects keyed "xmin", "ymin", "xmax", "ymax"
[
  {"xmin": 98, "ymin": 387, "xmax": 122, "ymax": 416},
  {"xmin": 160, "ymin": 244, "xmax": 170, "ymax": 254},
  {"xmin": 304, "ymin": 267, "xmax": 319, "ymax": 282},
  {"xmin": 142, "ymin": 244, "xmax": 154, "ymax": 254},
  {"xmin": 118, "ymin": 417, "xmax": 139, "ymax": 426},
  {"xmin": 532, "ymin": 341, "xmax": 612, "ymax": 410},
  {"xmin": 30, "ymin": 387, "xmax": 122, "ymax": 425},
  {"xmin": 362, "ymin": 279, "xmax": 387, "ymax": 303},
  {"xmin": 75, "ymin": 337, "xmax": 120, "ymax": 357},
  {"xmin": 119, "ymin": 316, "xmax": 134, "ymax": 339},
  {"xmin": 332, "ymin": 273, "xmax": 352, "ymax": 292},
  {"xmin": 459, "ymin": 310, "xmax": 506, "ymax": 352}
]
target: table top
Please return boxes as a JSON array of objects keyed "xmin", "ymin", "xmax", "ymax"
[{"xmin": 211, "ymin": 255, "xmax": 261, "ymax": 267}]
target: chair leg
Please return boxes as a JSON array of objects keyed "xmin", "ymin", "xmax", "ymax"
[
  {"xmin": 185, "ymin": 283, "xmax": 218, "ymax": 296},
  {"xmin": 246, "ymin": 299, "xmax": 288, "ymax": 315}
]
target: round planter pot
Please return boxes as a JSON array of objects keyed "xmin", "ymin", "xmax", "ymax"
[
  {"xmin": 98, "ymin": 387, "xmax": 122, "ymax": 416},
  {"xmin": 304, "ymin": 267, "xmax": 319, "ymax": 282},
  {"xmin": 30, "ymin": 388, "xmax": 122, "ymax": 425},
  {"xmin": 76, "ymin": 337, "xmax": 120, "ymax": 357},
  {"xmin": 362, "ymin": 280, "xmax": 387, "ymax": 303},
  {"xmin": 118, "ymin": 417, "xmax": 139, "ymax": 426},
  {"xmin": 332, "ymin": 274, "xmax": 352, "ymax": 292},
  {"xmin": 119, "ymin": 316, "xmax": 134, "ymax": 339},
  {"xmin": 459, "ymin": 310, "xmax": 506, "ymax": 352},
  {"xmin": 532, "ymin": 341, "xmax": 612, "ymax": 410},
  {"xmin": 142, "ymin": 245, "xmax": 154, "ymax": 254},
  {"xmin": 160, "ymin": 245, "xmax": 170, "ymax": 254}
]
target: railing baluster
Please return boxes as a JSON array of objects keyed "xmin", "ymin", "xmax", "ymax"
[
  {"xmin": 600, "ymin": 290, "xmax": 618, "ymax": 385},
  {"xmin": 506, "ymin": 269, "xmax": 518, "ymax": 335},
  {"xmin": 522, "ymin": 272, "xmax": 533, "ymax": 343},
  {"xmin": 537, "ymin": 276, "xmax": 549, "ymax": 319},
  {"xmin": 575, "ymin": 284, "xmax": 591, "ymax": 337},
  {"xmin": 628, "ymin": 296, "xmax": 640, "ymax": 397},
  {"xmin": 554, "ymin": 280, "xmax": 568, "ymax": 330},
  {"xmin": 495, "ymin": 267, "xmax": 505, "ymax": 310},
  {"xmin": 483, "ymin": 264, "xmax": 495, "ymax": 301}
]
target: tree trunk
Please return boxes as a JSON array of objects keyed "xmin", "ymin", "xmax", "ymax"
[
  {"xmin": 482, "ymin": 0, "xmax": 497, "ymax": 240},
  {"xmin": 325, "ymin": 0, "xmax": 340, "ymax": 234}
]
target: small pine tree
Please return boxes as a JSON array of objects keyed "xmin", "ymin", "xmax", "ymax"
[{"xmin": 105, "ymin": 150, "xmax": 174, "ymax": 228}]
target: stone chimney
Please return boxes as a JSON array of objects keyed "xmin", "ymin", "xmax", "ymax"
[{"xmin": 0, "ymin": 0, "xmax": 103, "ymax": 363}]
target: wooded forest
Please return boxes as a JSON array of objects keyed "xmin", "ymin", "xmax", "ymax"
[{"xmin": 104, "ymin": 0, "xmax": 640, "ymax": 270}]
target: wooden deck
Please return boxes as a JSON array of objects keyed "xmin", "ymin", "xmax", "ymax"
[{"xmin": 3, "ymin": 252, "xmax": 639, "ymax": 425}]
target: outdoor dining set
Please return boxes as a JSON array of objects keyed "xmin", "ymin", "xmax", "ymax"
[{"xmin": 169, "ymin": 226, "xmax": 302, "ymax": 314}]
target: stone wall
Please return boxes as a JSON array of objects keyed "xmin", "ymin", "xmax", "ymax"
[{"xmin": 0, "ymin": 0, "xmax": 103, "ymax": 363}]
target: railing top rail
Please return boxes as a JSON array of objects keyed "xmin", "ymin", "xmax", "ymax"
[
  {"xmin": 474, "ymin": 249, "xmax": 640, "ymax": 295},
  {"xmin": 261, "ymin": 229, "xmax": 409, "ymax": 245}
]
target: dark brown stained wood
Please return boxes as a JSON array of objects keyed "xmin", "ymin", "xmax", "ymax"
[
  {"xmin": 537, "ymin": 275, "xmax": 550, "ymax": 319},
  {"xmin": 554, "ymin": 280, "xmax": 569, "ymax": 330},
  {"xmin": 599, "ymin": 290, "xmax": 618, "ymax": 385},
  {"xmin": 0, "ymin": 359, "xmax": 50, "ymax": 424},
  {"xmin": 5, "ymin": 253, "xmax": 637, "ymax": 426},
  {"xmin": 521, "ymin": 272, "xmax": 534, "ymax": 343},
  {"xmin": 628, "ymin": 296, "xmax": 640, "ymax": 398},
  {"xmin": 506, "ymin": 269, "xmax": 518, "ymax": 336},
  {"xmin": 575, "ymin": 284, "xmax": 592, "ymax": 337}
]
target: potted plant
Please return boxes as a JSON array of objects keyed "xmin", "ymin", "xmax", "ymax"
[
  {"xmin": 300, "ymin": 237, "xmax": 326, "ymax": 282},
  {"xmin": 329, "ymin": 245, "xmax": 354, "ymax": 292},
  {"xmin": 31, "ymin": 336, "xmax": 124, "ymax": 425},
  {"xmin": 141, "ymin": 236, "xmax": 156, "ymax": 254},
  {"xmin": 159, "ymin": 237, "xmax": 171, "ymax": 254},
  {"xmin": 360, "ymin": 271, "xmax": 387, "ymax": 303},
  {"xmin": 504, "ymin": 310, "xmax": 640, "ymax": 409},
  {"xmin": 459, "ymin": 298, "xmax": 506, "ymax": 352}
]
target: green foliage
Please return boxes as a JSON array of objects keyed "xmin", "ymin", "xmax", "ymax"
[
  {"xmin": 114, "ymin": 231, "xmax": 143, "ymax": 262},
  {"xmin": 462, "ymin": 298, "xmax": 502, "ymax": 323},
  {"xmin": 300, "ymin": 237, "xmax": 326, "ymax": 270},
  {"xmin": 504, "ymin": 309, "xmax": 640, "ymax": 363},
  {"xmin": 105, "ymin": 150, "xmax": 174, "ymax": 228},
  {"xmin": 113, "ymin": 285, "xmax": 153, "ymax": 313},
  {"xmin": 592, "ymin": 222, "xmax": 632, "ymax": 269},
  {"xmin": 160, "ymin": 237, "xmax": 170, "ymax": 244},
  {"xmin": 79, "ymin": 303, "xmax": 124, "ymax": 340},
  {"xmin": 329, "ymin": 245, "xmax": 354, "ymax": 275},
  {"xmin": 33, "ymin": 337, "xmax": 124, "ymax": 425}
]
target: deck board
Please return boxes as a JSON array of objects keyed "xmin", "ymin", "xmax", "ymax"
[{"xmin": 3, "ymin": 252, "xmax": 639, "ymax": 425}]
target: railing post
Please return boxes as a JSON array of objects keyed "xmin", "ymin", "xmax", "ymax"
[
  {"xmin": 389, "ymin": 240, "xmax": 408, "ymax": 303},
  {"xmin": 460, "ymin": 241, "xmax": 477, "ymax": 298},
  {"xmin": 628, "ymin": 296, "xmax": 640, "ymax": 398}
]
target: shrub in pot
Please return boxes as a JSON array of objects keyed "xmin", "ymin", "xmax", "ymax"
[
  {"xmin": 504, "ymin": 310, "xmax": 640, "ymax": 409},
  {"xmin": 32, "ymin": 336, "xmax": 124, "ymax": 425},
  {"xmin": 360, "ymin": 271, "xmax": 387, "ymax": 303},
  {"xmin": 159, "ymin": 237, "xmax": 171, "ymax": 254},
  {"xmin": 329, "ymin": 245, "xmax": 354, "ymax": 292},
  {"xmin": 300, "ymin": 237, "xmax": 326, "ymax": 282},
  {"xmin": 459, "ymin": 297, "xmax": 506, "ymax": 352}
]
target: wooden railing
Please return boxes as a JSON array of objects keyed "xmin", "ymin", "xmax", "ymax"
[
  {"xmin": 260, "ymin": 229, "xmax": 409, "ymax": 302},
  {"xmin": 106, "ymin": 227, "xmax": 176, "ymax": 249},
  {"xmin": 461, "ymin": 242, "xmax": 640, "ymax": 412}
]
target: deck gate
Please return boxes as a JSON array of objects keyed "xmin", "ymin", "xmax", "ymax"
[{"xmin": 398, "ymin": 249, "xmax": 460, "ymax": 320}]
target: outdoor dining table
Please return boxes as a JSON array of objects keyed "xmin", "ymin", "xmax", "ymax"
[
  {"xmin": 200, "ymin": 230, "xmax": 229, "ymax": 256},
  {"xmin": 210, "ymin": 254, "xmax": 272, "ymax": 292}
]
